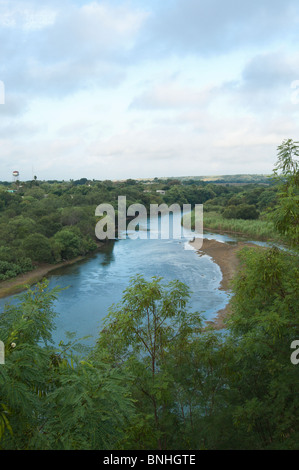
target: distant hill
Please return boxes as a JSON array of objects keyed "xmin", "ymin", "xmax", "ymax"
[
  {"xmin": 176, "ymin": 174, "xmax": 272, "ymax": 184},
  {"xmin": 135, "ymin": 174, "xmax": 273, "ymax": 185},
  {"xmin": 0, "ymin": 174, "xmax": 273, "ymax": 185}
]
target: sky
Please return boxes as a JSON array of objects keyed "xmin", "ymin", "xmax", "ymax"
[{"xmin": 0, "ymin": 0, "xmax": 299, "ymax": 182}]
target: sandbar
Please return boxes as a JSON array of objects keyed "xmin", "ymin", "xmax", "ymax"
[{"xmin": 189, "ymin": 237, "xmax": 257, "ymax": 329}]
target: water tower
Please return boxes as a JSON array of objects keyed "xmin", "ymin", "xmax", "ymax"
[{"xmin": 12, "ymin": 170, "xmax": 19, "ymax": 183}]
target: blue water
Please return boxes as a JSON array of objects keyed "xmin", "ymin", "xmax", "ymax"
[{"xmin": 0, "ymin": 212, "xmax": 250, "ymax": 346}]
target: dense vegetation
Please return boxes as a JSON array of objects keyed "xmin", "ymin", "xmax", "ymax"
[
  {"xmin": 0, "ymin": 139, "xmax": 298, "ymax": 449},
  {"xmin": 0, "ymin": 157, "xmax": 287, "ymax": 283},
  {"xmin": 0, "ymin": 179, "xmax": 163, "ymax": 281}
]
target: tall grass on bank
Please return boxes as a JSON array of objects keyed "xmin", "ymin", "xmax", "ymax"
[{"xmin": 185, "ymin": 211, "xmax": 281, "ymax": 241}]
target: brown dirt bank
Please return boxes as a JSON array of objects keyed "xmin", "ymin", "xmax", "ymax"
[
  {"xmin": 189, "ymin": 237, "xmax": 258, "ymax": 329},
  {"xmin": 0, "ymin": 243, "xmax": 105, "ymax": 299}
]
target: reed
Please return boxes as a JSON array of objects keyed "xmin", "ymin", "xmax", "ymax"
[{"xmin": 185, "ymin": 210, "xmax": 282, "ymax": 242}]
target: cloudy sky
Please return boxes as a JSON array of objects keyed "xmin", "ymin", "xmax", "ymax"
[{"xmin": 0, "ymin": 0, "xmax": 298, "ymax": 181}]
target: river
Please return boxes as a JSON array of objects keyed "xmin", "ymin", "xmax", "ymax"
[{"xmin": 0, "ymin": 211, "xmax": 246, "ymax": 346}]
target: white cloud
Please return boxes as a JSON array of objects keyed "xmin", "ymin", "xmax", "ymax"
[
  {"xmin": 0, "ymin": 0, "xmax": 299, "ymax": 181},
  {"xmin": 0, "ymin": 1, "xmax": 57, "ymax": 30},
  {"xmin": 140, "ymin": 0, "xmax": 299, "ymax": 58},
  {"xmin": 130, "ymin": 82, "xmax": 217, "ymax": 110},
  {"xmin": 0, "ymin": 1, "xmax": 148, "ymax": 99}
]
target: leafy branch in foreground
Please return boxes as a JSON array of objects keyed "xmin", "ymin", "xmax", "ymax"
[
  {"xmin": 0, "ymin": 281, "xmax": 134, "ymax": 450},
  {"xmin": 93, "ymin": 274, "xmax": 207, "ymax": 449},
  {"xmin": 272, "ymin": 139, "xmax": 299, "ymax": 247}
]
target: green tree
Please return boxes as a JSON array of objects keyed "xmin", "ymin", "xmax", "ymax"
[
  {"xmin": 6, "ymin": 216, "xmax": 37, "ymax": 242},
  {"xmin": 223, "ymin": 203, "xmax": 259, "ymax": 220},
  {"xmin": 93, "ymin": 275, "xmax": 202, "ymax": 449},
  {"xmin": 224, "ymin": 246, "xmax": 299, "ymax": 449},
  {"xmin": 0, "ymin": 281, "xmax": 134, "ymax": 450},
  {"xmin": 0, "ymin": 281, "xmax": 60, "ymax": 447},
  {"xmin": 272, "ymin": 139, "xmax": 299, "ymax": 246},
  {"xmin": 22, "ymin": 233, "xmax": 54, "ymax": 263},
  {"xmin": 52, "ymin": 229, "xmax": 82, "ymax": 260}
]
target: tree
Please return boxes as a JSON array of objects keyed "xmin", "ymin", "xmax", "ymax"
[
  {"xmin": 0, "ymin": 281, "xmax": 60, "ymax": 447},
  {"xmin": 0, "ymin": 281, "xmax": 134, "ymax": 450},
  {"xmin": 52, "ymin": 229, "xmax": 82, "ymax": 260},
  {"xmin": 224, "ymin": 245, "xmax": 299, "ymax": 448},
  {"xmin": 93, "ymin": 275, "xmax": 202, "ymax": 449},
  {"xmin": 223, "ymin": 203, "xmax": 259, "ymax": 220},
  {"xmin": 272, "ymin": 139, "xmax": 299, "ymax": 246},
  {"xmin": 22, "ymin": 233, "xmax": 54, "ymax": 263}
]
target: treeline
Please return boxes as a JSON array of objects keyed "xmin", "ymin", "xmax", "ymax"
[
  {"xmin": 0, "ymin": 179, "xmax": 162, "ymax": 281},
  {"xmin": 176, "ymin": 173, "xmax": 271, "ymax": 184},
  {"xmin": 0, "ymin": 170, "xmax": 280, "ymax": 281}
]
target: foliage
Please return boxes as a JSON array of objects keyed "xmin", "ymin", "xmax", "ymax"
[
  {"xmin": 271, "ymin": 139, "xmax": 299, "ymax": 247},
  {"xmin": 0, "ymin": 167, "xmax": 286, "ymax": 281},
  {"xmin": 222, "ymin": 203, "xmax": 259, "ymax": 220},
  {"xmin": 224, "ymin": 246, "xmax": 299, "ymax": 448},
  {"xmin": 0, "ymin": 138, "xmax": 298, "ymax": 449},
  {"xmin": 187, "ymin": 210, "xmax": 279, "ymax": 241},
  {"xmin": 0, "ymin": 246, "xmax": 298, "ymax": 449},
  {"xmin": 0, "ymin": 281, "xmax": 134, "ymax": 449},
  {"xmin": 93, "ymin": 275, "xmax": 202, "ymax": 449}
]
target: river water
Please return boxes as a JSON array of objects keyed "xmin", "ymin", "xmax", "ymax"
[{"xmin": 0, "ymin": 212, "xmax": 244, "ymax": 346}]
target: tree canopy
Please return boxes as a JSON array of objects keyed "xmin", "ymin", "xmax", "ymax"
[{"xmin": 0, "ymin": 139, "xmax": 298, "ymax": 449}]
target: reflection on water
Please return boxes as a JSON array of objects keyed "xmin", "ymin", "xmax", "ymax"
[{"xmin": 0, "ymin": 212, "xmax": 236, "ymax": 346}]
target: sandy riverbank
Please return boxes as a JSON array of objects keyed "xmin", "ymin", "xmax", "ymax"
[
  {"xmin": 189, "ymin": 237, "xmax": 257, "ymax": 329},
  {"xmin": 0, "ymin": 237, "xmax": 258, "ymax": 327},
  {"xmin": 0, "ymin": 243, "xmax": 105, "ymax": 299},
  {"xmin": 0, "ymin": 258, "xmax": 85, "ymax": 299}
]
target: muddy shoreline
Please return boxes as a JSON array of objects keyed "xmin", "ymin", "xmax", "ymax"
[
  {"xmin": 0, "ymin": 243, "xmax": 105, "ymax": 299},
  {"xmin": 1, "ymin": 236, "xmax": 258, "ymax": 329},
  {"xmin": 189, "ymin": 237, "xmax": 257, "ymax": 329}
]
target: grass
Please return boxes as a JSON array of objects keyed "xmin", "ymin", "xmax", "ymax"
[{"xmin": 185, "ymin": 210, "xmax": 283, "ymax": 242}]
